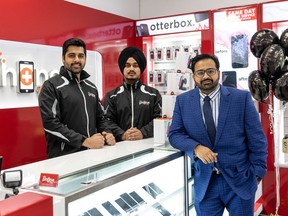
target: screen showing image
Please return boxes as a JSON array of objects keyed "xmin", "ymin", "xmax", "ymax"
[
  {"xmin": 222, "ymin": 71, "xmax": 237, "ymax": 88},
  {"xmin": 231, "ymin": 34, "xmax": 249, "ymax": 68}
]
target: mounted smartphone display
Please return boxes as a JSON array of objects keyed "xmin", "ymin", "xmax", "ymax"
[
  {"xmin": 129, "ymin": 191, "xmax": 146, "ymax": 205},
  {"xmin": 115, "ymin": 198, "xmax": 133, "ymax": 213},
  {"xmin": 231, "ymin": 34, "xmax": 249, "ymax": 68},
  {"xmin": 153, "ymin": 203, "xmax": 172, "ymax": 216},
  {"xmin": 87, "ymin": 207, "xmax": 103, "ymax": 216},
  {"xmin": 142, "ymin": 185, "xmax": 158, "ymax": 199},
  {"xmin": 101, "ymin": 201, "xmax": 121, "ymax": 216},
  {"xmin": 17, "ymin": 61, "xmax": 34, "ymax": 93},
  {"xmin": 119, "ymin": 193, "xmax": 138, "ymax": 209},
  {"xmin": 222, "ymin": 71, "xmax": 237, "ymax": 88},
  {"xmin": 148, "ymin": 182, "xmax": 164, "ymax": 195}
]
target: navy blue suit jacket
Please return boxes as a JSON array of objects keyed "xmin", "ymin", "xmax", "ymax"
[{"xmin": 169, "ymin": 85, "xmax": 268, "ymax": 202}]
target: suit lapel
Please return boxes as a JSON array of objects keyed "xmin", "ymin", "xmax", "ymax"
[
  {"xmin": 215, "ymin": 86, "xmax": 231, "ymax": 144},
  {"xmin": 189, "ymin": 89, "xmax": 211, "ymax": 143}
]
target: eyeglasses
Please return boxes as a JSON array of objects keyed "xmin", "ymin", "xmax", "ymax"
[{"xmin": 194, "ymin": 68, "xmax": 217, "ymax": 78}]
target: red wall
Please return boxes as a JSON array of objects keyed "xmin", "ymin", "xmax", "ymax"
[{"xmin": 0, "ymin": 0, "xmax": 134, "ymax": 169}]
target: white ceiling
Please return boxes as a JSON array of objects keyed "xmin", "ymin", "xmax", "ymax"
[{"xmin": 66, "ymin": 0, "xmax": 278, "ymax": 20}]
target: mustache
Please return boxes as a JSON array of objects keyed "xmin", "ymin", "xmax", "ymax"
[
  {"xmin": 71, "ymin": 62, "xmax": 81, "ymax": 67},
  {"xmin": 201, "ymin": 78, "xmax": 213, "ymax": 83}
]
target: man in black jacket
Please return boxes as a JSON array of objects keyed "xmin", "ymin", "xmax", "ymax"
[
  {"xmin": 38, "ymin": 38, "xmax": 115, "ymax": 158},
  {"xmin": 103, "ymin": 46, "xmax": 162, "ymax": 142}
]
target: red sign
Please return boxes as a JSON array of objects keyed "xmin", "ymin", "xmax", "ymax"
[
  {"xmin": 39, "ymin": 173, "xmax": 59, "ymax": 187},
  {"xmin": 226, "ymin": 7, "xmax": 257, "ymax": 21}
]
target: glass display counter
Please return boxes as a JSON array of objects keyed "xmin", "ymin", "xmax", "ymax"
[{"xmin": 24, "ymin": 147, "xmax": 188, "ymax": 216}]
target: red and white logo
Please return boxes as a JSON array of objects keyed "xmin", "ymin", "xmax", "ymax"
[{"xmin": 39, "ymin": 173, "xmax": 59, "ymax": 187}]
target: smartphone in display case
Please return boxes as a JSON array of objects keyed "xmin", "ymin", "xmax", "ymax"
[
  {"xmin": 153, "ymin": 203, "xmax": 172, "ymax": 216},
  {"xmin": 115, "ymin": 198, "xmax": 133, "ymax": 213},
  {"xmin": 231, "ymin": 34, "xmax": 249, "ymax": 68},
  {"xmin": 222, "ymin": 71, "xmax": 237, "ymax": 88},
  {"xmin": 17, "ymin": 61, "xmax": 34, "ymax": 93},
  {"xmin": 142, "ymin": 185, "xmax": 158, "ymax": 199},
  {"xmin": 101, "ymin": 201, "xmax": 121, "ymax": 216},
  {"xmin": 129, "ymin": 191, "xmax": 146, "ymax": 205},
  {"xmin": 87, "ymin": 207, "xmax": 103, "ymax": 216},
  {"xmin": 120, "ymin": 193, "xmax": 139, "ymax": 209},
  {"xmin": 148, "ymin": 182, "xmax": 164, "ymax": 195}
]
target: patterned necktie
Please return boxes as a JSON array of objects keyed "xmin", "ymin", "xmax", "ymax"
[{"xmin": 203, "ymin": 96, "xmax": 216, "ymax": 145}]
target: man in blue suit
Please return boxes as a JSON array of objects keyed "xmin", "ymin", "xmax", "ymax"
[{"xmin": 169, "ymin": 54, "xmax": 268, "ymax": 216}]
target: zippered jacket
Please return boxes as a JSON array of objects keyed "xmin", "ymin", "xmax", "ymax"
[
  {"xmin": 38, "ymin": 66, "xmax": 110, "ymax": 158},
  {"xmin": 103, "ymin": 80, "xmax": 162, "ymax": 142}
]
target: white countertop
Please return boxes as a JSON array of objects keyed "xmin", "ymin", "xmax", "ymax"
[{"xmin": 1, "ymin": 138, "xmax": 158, "ymax": 189}]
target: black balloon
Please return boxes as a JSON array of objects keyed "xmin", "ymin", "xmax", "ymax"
[
  {"xmin": 272, "ymin": 72, "xmax": 288, "ymax": 102},
  {"xmin": 259, "ymin": 44, "xmax": 285, "ymax": 79},
  {"xmin": 248, "ymin": 70, "xmax": 269, "ymax": 102},
  {"xmin": 280, "ymin": 28, "xmax": 288, "ymax": 57},
  {"xmin": 250, "ymin": 29, "xmax": 279, "ymax": 58}
]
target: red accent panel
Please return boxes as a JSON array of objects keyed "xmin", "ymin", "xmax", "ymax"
[
  {"xmin": 0, "ymin": 107, "xmax": 47, "ymax": 169},
  {"xmin": 0, "ymin": 0, "xmax": 134, "ymax": 169},
  {"xmin": 0, "ymin": 192, "xmax": 53, "ymax": 216}
]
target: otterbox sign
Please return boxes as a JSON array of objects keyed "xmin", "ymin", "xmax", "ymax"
[{"xmin": 136, "ymin": 12, "xmax": 209, "ymax": 37}]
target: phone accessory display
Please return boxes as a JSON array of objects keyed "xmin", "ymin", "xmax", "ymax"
[
  {"xmin": 183, "ymin": 45, "xmax": 190, "ymax": 52},
  {"xmin": 142, "ymin": 182, "xmax": 164, "ymax": 199},
  {"xmin": 165, "ymin": 47, "xmax": 173, "ymax": 60},
  {"xmin": 174, "ymin": 46, "xmax": 180, "ymax": 59},
  {"xmin": 156, "ymin": 48, "xmax": 163, "ymax": 60},
  {"xmin": 157, "ymin": 70, "xmax": 165, "ymax": 84},
  {"xmin": 149, "ymin": 71, "xmax": 155, "ymax": 84},
  {"xmin": 149, "ymin": 48, "xmax": 155, "ymax": 61}
]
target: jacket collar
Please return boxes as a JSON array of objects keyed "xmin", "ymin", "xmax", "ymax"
[
  {"xmin": 123, "ymin": 80, "xmax": 142, "ymax": 90},
  {"xmin": 59, "ymin": 66, "xmax": 90, "ymax": 82}
]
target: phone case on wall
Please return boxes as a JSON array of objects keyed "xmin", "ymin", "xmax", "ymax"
[
  {"xmin": 136, "ymin": 24, "xmax": 150, "ymax": 36},
  {"xmin": 231, "ymin": 34, "xmax": 249, "ymax": 68}
]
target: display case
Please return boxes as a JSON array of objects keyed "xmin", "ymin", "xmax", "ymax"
[{"xmin": 18, "ymin": 143, "xmax": 188, "ymax": 216}]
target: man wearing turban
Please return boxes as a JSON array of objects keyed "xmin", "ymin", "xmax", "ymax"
[{"xmin": 103, "ymin": 46, "xmax": 162, "ymax": 142}]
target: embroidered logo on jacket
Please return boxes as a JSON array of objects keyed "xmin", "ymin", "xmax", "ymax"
[
  {"xmin": 139, "ymin": 100, "xmax": 150, "ymax": 105},
  {"xmin": 88, "ymin": 92, "xmax": 96, "ymax": 98}
]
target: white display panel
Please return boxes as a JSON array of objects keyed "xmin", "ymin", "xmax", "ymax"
[
  {"xmin": 0, "ymin": 40, "xmax": 102, "ymax": 109},
  {"xmin": 68, "ymin": 156, "xmax": 185, "ymax": 216}
]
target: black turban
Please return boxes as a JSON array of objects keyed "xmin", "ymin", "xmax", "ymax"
[{"xmin": 118, "ymin": 46, "xmax": 146, "ymax": 74}]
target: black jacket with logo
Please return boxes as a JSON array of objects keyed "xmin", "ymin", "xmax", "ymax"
[
  {"xmin": 38, "ymin": 66, "xmax": 110, "ymax": 158},
  {"xmin": 103, "ymin": 80, "xmax": 162, "ymax": 142}
]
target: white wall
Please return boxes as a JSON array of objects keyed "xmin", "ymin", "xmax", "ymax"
[
  {"xmin": 139, "ymin": 0, "xmax": 278, "ymax": 19},
  {"xmin": 66, "ymin": 0, "xmax": 278, "ymax": 20}
]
